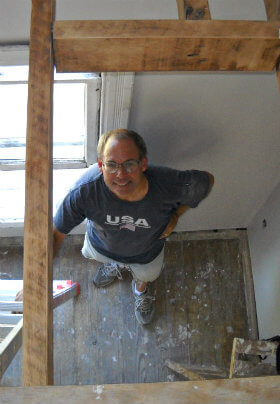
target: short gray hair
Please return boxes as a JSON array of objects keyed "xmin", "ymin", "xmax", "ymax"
[{"xmin": 97, "ymin": 129, "xmax": 147, "ymax": 160}]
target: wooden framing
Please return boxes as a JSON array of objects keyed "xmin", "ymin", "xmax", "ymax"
[
  {"xmin": 23, "ymin": 0, "xmax": 55, "ymax": 386},
  {"xmin": 53, "ymin": 20, "xmax": 280, "ymax": 72},
  {"xmin": 265, "ymin": 0, "xmax": 280, "ymax": 21},
  {"xmin": 22, "ymin": 0, "xmax": 280, "ymax": 392},
  {"xmin": 229, "ymin": 338, "xmax": 278, "ymax": 378},
  {"xmin": 177, "ymin": 0, "xmax": 211, "ymax": 20},
  {"xmin": 2, "ymin": 376, "xmax": 280, "ymax": 402},
  {"xmin": 0, "ymin": 282, "xmax": 79, "ymax": 380}
]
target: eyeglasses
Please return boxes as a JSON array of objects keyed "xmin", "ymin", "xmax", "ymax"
[{"xmin": 102, "ymin": 159, "xmax": 141, "ymax": 174}]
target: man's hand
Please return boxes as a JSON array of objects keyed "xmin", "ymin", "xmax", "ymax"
[
  {"xmin": 12, "ymin": 289, "xmax": 23, "ymax": 314},
  {"xmin": 160, "ymin": 205, "xmax": 189, "ymax": 239}
]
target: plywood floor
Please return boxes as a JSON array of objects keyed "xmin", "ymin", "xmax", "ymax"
[{"xmin": 0, "ymin": 229, "xmax": 258, "ymax": 386}]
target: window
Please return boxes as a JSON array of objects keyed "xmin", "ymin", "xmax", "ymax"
[
  {"xmin": 0, "ymin": 66, "xmax": 101, "ymax": 170},
  {"xmin": 0, "ymin": 66, "xmax": 101, "ymax": 227}
]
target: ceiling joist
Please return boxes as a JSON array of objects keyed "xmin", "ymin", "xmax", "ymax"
[
  {"xmin": 53, "ymin": 20, "xmax": 280, "ymax": 73},
  {"xmin": 264, "ymin": 0, "xmax": 280, "ymax": 21}
]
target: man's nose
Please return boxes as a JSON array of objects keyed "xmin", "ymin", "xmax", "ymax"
[{"xmin": 115, "ymin": 166, "xmax": 126, "ymax": 177}]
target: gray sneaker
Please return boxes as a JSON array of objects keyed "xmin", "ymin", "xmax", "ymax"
[
  {"xmin": 132, "ymin": 280, "xmax": 155, "ymax": 325},
  {"xmin": 93, "ymin": 262, "xmax": 123, "ymax": 287}
]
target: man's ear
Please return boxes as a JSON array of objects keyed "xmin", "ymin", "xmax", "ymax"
[
  {"xmin": 97, "ymin": 158, "xmax": 103, "ymax": 173},
  {"xmin": 141, "ymin": 157, "xmax": 148, "ymax": 172}
]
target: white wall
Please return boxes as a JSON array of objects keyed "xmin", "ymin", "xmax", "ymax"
[
  {"xmin": 129, "ymin": 72, "xmax": 280, "ymax": 231},
  {"xmin": 248, "ymin": 181, "xmax": 280, "ymax": 338}
]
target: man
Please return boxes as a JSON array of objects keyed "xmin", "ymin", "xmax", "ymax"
[{"xmin": 53, "ymin": 129, "xmax": 214, "ymax": 325}]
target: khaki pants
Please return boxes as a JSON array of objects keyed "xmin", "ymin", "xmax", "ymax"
[{"xmin": 81, "ymin": 232, "xmax": 164, "ymax": 282}]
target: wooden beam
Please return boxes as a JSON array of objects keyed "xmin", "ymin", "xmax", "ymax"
[
  {"xmin": 165, "ymin": 359, "xmax": 205, "ymax": 381},
  {"xmin": 1, "ymin": 376, "xmax": 280, "ymax": 403},
  {"xmin": 177, "ymin": 0, "xmax": 211, "ymax": 20},
  {"xmin": 53, "ymin": 20, "xmax": 280, "ymax": 72},
  {"xmin": 176, "ymin": 0, "xmax": 186, "ymax": 19},
  {"xmin": 23, "ymin": 0, "xmax": 55, "ymax": 386},
  {"xmin": 229, "ymin": 338, "xmax": 279, "ymax": 378},
  {"xmin": 264, "ymin": 0, "xmax": 280, "ymax": 21},
  {"xmin": 0, "ymin": 319, "xmax": 23, "ymax": 380}
]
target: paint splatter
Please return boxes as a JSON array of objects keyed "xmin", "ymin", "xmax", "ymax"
[{"xmin": 93, "ymin": 385, "xmax": 104, "ymax": 400}]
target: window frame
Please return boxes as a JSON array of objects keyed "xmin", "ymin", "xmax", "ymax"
[{"xmin": 0, "ymin": 69, "xmax": 101, "ymax": 171}]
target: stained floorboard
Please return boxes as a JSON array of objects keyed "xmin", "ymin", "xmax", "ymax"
[{"xmin": 0, "ymin": 230, "xmax": 257, "ymax": 386}]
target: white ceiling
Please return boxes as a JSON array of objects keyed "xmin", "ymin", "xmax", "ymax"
[{"xmin": 1, "ymin": 0, "xmax": 280, "ymax": 231}]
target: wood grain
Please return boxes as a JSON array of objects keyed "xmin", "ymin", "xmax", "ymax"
[
  {"xmin": 53, "ymin": 20, "xmax": 280, "ymax": 72},
  {"xmin": 23, "ymin": 0, "xmax": 55, "ymax": 386},
  {"xmin": 1, "ymin": 376, "xmax": 280, "ymax": 403},
  {"xmin": 265, "ymin": 0, "xmax": 280, "ymax": 21},
  {"xmin": 177, "ymin": 0, "xmax": 211, "ymax": 20}
]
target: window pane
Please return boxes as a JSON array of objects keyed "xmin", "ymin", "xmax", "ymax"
[
  {"xmin": 0, "ymin": 78, "xmax": 86, "ymax": 161},
  {"xmin": 0, "ymin": 84, "xmax": 27, "ymax": 160},
  {"xmin": 53, "ymin": 83, "xmax": 86, "ymax": 160}
]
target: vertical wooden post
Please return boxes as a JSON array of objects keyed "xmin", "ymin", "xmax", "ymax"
[
  {"xmin": 177, "ymin": 0, "xmax": 211, "ymax": 20},
  {"xmin": 23, "ymin": 0, "xmax": 55, "ymax": 386},
  {"xmin": 264, "ymin": 0, "xmax": 280, "ymax": 21}
]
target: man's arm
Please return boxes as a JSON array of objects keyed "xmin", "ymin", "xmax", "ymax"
[
  {"xmin": 53, "ymin": 225, "xmax": 66, "ymax": 258},
  {"xmin": 160, "ymin": 204, "xmax": 189, "ymax": 239},
  {"xmin": 160, "ymin": 172, "xmax": 214, "ymax": 239}
]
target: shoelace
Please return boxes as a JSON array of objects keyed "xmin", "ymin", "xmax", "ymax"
[
  {"xmin": 135, "ymin": 294, "xmax": 155, "ymax": 312},
  {"xmin": 102, "ymin": 263, "xmax": 123, "ymax": 280}
]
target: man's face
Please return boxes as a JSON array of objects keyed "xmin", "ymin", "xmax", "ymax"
[{"xmin": 97, "ymin": 136, "xmax": 147, "ymax": 200}]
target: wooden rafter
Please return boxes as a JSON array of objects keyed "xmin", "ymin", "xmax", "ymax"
[
  {"xmin": 23, "ymin": 0, "xmax": 55, "ymax": 386},
  {"xmin": 264, "ymin": 0, "xmax": 280, "ymax": 21},
  {"xmin": 53, "ymin": 20, "xmax": 280, "ymax": 72},
  {"xmin": 177, "ymin": 0, "xmax": 211, "ymax": 20}
]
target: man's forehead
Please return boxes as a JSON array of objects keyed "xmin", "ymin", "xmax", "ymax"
[{"xmin": 103, "ymin": 136, "xmax": 139, "ymax": 156}]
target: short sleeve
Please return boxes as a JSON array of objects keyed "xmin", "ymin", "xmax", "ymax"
[
  {"xmin": 54, "ymin": 189, "xmax": 86, "ymax": 234},
  {"xmin": 181, "ymin": 170, "xmax": 210, "ymax": 208}
]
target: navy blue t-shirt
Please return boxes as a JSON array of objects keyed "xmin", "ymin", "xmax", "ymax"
[{"xmin": 54, "ymin": 164, "xmax": 209, "ymax": 264}]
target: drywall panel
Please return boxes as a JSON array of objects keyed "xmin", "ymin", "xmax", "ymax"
[
  {"xmin": 248, "ymin": 182, "xmax": 280, "ymax": 338},
  {"xmin": 209, "ymin": 0, "xmax": 267, "ymax": 20},
  {"xmin": 129, "ymin": 72, "xmax": 280, "ymax": 231}
]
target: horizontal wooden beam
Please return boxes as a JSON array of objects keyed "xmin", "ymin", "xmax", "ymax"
[
  {"xmin": 53, "ymin": 20, "xmax": 280, "ymax": 72},
  {"xmin": 1, "ymin": 376, "xmax": 280, "ymax": 402}
]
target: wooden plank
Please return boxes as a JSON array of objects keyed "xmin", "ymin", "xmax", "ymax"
[
  {"xmin": 22, "ymin": 0, "xmax": 55, "ymax": 386},
  {"xmin": 0, "ymin": 319, "xmax": 22, "ymax": 379},
  {"xmin": 177, "ymin": 0, "xmax": 211, "ymax": 20},
  {"xmin": 229, "ymin": 338, "xmax": 279, "ymax": 378},
  {"xmin": 53, "ymin": 20, "xmax": 280, "ymax": 72},
  {"xmin": 232, "ymin": 338, "xmax": 278, "ymax": 356},
  {"xmin": 265, "ymin": 0, "xmax": 280, "ymax": 21},
  {"xmin": 165, "ymin": 359, "xmax": 205, "ymax": 380},
  {"xmin": 1, "ymin": 376, "xmax": 280, "ymax": 403},
  {"xmin": 0, "ymin": 283, "xmax": 78, "ymax": 311}
]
